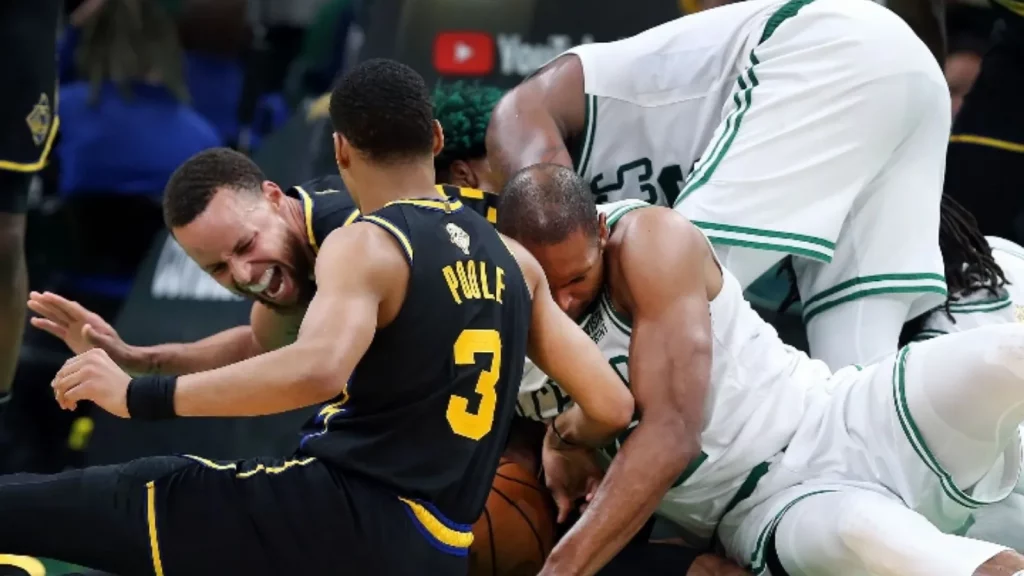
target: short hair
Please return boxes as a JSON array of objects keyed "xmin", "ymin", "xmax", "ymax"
[
  {"xmin": 433, "ymin": 82, "xmax": 504, "ymax": 180},
  {"xmin": 163, "ymin": 148, "xmax": 266, "ymax": 228},
  {"xmin": 497, "ymin": 164, "xmax": 598, "ymax": 244},
  {"xmin": 329, "ymin": 59, "xmax": 435, "ymax": 163}
]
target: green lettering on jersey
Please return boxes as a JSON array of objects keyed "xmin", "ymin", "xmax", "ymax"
[
  {"xmin": 588, "ymin": 159, "xmax": 687, "ymax": 206},
  {"xmin": 600, "ymin": 354, "xmax": 707, "ymax": 487}
]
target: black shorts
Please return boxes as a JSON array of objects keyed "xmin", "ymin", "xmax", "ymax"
[
  {"xmin": 0, "ymin": 0, "xmax": 59, "ymax": 212},
  {"xmin": 0, "ymin": 455, "xmax": 471, "ymax": 576},
  {"xmin": 945, "ymin": 19, "xmax": 1024, "ymax": 242}
]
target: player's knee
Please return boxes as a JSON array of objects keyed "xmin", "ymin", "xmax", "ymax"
[{"xmin": 975, "ymin": 324, "xmax": 1024, "ymax": 381}]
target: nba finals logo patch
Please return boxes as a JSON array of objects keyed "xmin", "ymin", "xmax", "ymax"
[
  {"xmin": 1015, "ymin": 305, "xmax": 1024, "ymax": 324},
  {"xmin": 25, "ymin": 94, "xmax": 52, "ymax": 147},
  {"xmin": 446, "ymin": 223, "xmax": 470, "ymax": 255}
]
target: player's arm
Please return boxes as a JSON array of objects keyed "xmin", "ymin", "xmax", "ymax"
[
  {"xmin": 506, "ymin": 236, "xmax": 634, "ymax": 446},
  {"xmin": 485, "ymin": 58, "xmax": 582, "ymax": 185},
  {"xmin": 541, "ymin": 209, "xmax": 712, "ymax": 576},
  {"xmin": 28, "ymin": 291, "xmax": 284, "ymax": 375},
  {"xmin": 165, "ymin": 223, "xmax": 402, "ymax": 417}
]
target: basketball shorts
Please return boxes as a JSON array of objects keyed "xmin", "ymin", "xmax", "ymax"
[
  {"xmin": 0, "ymin": 0, "xmax": 59, "ymax": 213},
  {"xmin": 671, "ymin": 0, "xmax": 949, "ymax": 320},
  {"xmin": 718, "ymin": 342, "xmax": 1022, "ymax": 573},
  {"xmin": 0, "ymin": 455, "xmax": 471, "ymax": 576}
]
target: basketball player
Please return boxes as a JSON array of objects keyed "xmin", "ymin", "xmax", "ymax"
[
  {"xmin": 433, "ymin": 81, "xmax": 504, "ymax": 194},
  {"xmin": 487, "ymin": 0, "xmax": 950, "ymax": 370},
  {"xmin": 0, "ymin": 0, "xmax": 59, "ymax": 409},
  {"xmin": 27, "ymin": 151, "xmax": 500, "ymax": 374},
  {"xmin": 0, "ymin": 60, "xmax": 633, "ymax": 575},
  {"xmin": 498, "ymin": 164, "xmax": 1024, "ymax": 576},
  {"xmin": 898, "ymin": 198, "xmax": 1024, "ymax": 554}
]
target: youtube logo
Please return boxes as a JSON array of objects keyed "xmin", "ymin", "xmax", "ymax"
[{"xmin": 433, "ymin": 32, "xmax": 495, "ymax": 76}]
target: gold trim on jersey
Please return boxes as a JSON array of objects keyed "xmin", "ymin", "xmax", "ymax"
[
  {"xmin": 386, "ymin": 197, "xmax": 465, "ymax": 213},
  {"xmin": 949, "ymin": 134, "xmax": 1024, "ymax": 154},
  {"xmin": 343, "ymin": 208, "xmax": 361, "ymax": 226},
  {"xmin": 361, "ymin": 214, "xmax": 414, "ymax": 262},
  {"xmin": 294, "ymin": 186, "xmax": 319, "ymax": 253}
]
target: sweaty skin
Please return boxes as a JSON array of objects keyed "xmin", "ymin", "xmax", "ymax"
[
  {"xmin": 485, "ymin": 55, "xmax": 586, "ymax": 187},
  {"xmin": 527, "ymin": 206, "xmax": 722, "ymax": 576}
]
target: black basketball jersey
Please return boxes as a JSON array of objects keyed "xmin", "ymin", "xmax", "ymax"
[
  {"xmin": 288, "ymin": 176, "xmax": 501, "ymax": 254},
  {"xmin": 296, "ymin": 196, "xmax": 531, "ymax": 529}
]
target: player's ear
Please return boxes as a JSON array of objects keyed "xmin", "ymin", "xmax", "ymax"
[
  {"xmin": 334, "ymin": 132, "xmax": 351, "ymax": 171},
  {"xmin": 448, "ymin": 160, "xmax": 477, "ymax": 188},
  {"xmin": 597, "ymin": 213, "xmax": 609, "ymax": 250},
  {"xmin": 261, "ymin": 181, "xmax": 285, "ymax": 207},
  {"xmin": 431, "ymin": 120, "xmax": 445, "ymax": 157}
]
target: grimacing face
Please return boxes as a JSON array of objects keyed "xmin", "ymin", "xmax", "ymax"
[
  {"xmin": 523, "ymin": 220, "xmax": 608, "ymax": 321},
  {"xmin": 172, "ymin": 184, "xmax": 316, "ymax": 312}
]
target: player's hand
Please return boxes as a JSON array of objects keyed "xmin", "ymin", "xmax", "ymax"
[
  {"xmin": 28, "ymin": 291, "xmax": 148, "ymax": 373},
  {"xmin": 51, "ymin": 349, "xmax": 130, "ymax": 418},
  {"xmin": 542, "ymin": 424, "xmax": 604, "ymax": 524}
]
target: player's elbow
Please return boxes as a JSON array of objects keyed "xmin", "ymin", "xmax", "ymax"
[
  {"xmin": 296, "ymin": 344, "xmax": 349, "ymax": 403},
  {"xmin": 602, "ymin": 387, "xmax": 635, "ymax": 433}
]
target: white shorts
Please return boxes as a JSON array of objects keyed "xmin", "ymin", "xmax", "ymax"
[
  {"xmin": 718, "ymin": 345, "xmax": 1023, "ymax": 573},
  {"xmin": 672, "ymin": 0, "xmax": 949, "ymax": 319}
]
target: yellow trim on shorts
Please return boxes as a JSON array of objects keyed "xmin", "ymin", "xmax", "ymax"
[
  {"xmin": 949, "ymin": 134, "xmax": 1024, "ymax": 154},
  {"xmin": 0, "ymin": 116, "xmax": 60, "ymax": 173},
  {"xmin": 146, "ymin": 481, "xmax": 165, "ymax": 576},
  {"xmin": 397, "ymin": 497, "xmax": 474, "ymax": 550},
  {"xmin": 0, "ymin": 555, "xmax": 46, "ymax": 576}
]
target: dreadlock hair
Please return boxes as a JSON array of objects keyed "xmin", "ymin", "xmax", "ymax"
[
  {"xmin": 432, "ymin": 82, "xmax": 504, "ymax": 182},
  {"xmin": 76, "ymin": 0, "xmax": 190, "ymax": 106},
  {"xmin": 938, "ymin": 194, "xmax": 1008, "ymax": 305}
]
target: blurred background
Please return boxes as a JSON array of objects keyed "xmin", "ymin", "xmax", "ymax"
[{"xmin": 0, "ymin": 0, "xmax": 1015, "ymax": 573}]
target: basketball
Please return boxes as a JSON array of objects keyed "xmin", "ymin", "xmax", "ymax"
[{"xmin": 469, "ymin": 458, "xmax": 557, "ymax": 576}]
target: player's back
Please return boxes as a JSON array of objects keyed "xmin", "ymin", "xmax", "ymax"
[
  {"xmin": 560, "ymin": 0, "xmax": 784, "ymax": 206},
  {"xmin": 297, "ymin": 195, "xmax": 531, "ymax": 526}
]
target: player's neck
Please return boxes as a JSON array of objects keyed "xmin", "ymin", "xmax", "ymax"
[{"xmin": 351, "ymin": 162, "xmax": 441, "ymax": 214}]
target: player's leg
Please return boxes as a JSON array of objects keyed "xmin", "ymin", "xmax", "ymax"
[
  {"xmin": 767, "ymin": 489, "xmax": 1016, "ymax": 576},
  {"xmin": 0, "ymin": 454, "xmax": 401, "ymax": 576},
  {"xmin": 0, "ymin": 0, "xmax": 59, "ymax": 399},
  {"xmin": 0, "ymin": 456, "xmax": 195, "ymax": 575},
  {"xmin": 673, "ymin": 0, "xmax": 948, "ymax": 330},
  {"xmin": 901, "ymin": 325, "xmax": 1024, "ymax": 492}
]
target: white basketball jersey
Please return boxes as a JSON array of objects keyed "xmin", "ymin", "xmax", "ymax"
[
  {"xmin": 920, "ymin": 236, "xmax": 1024, "ymax": 337},
  {"xmin": 517, "ymin": 200, "xmax": 832, "ymax": 543},
  {"xmin": 563, "ymin": 0, "xmax": 785, "ymax": 206}
]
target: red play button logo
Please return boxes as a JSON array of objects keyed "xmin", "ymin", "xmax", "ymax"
[{"xmin": 433, "ymin": 32, "xmax": 495, "ymax": 76}]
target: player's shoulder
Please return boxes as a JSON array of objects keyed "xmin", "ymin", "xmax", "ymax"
[
  {"xmin": 293, "ymin": 174, "xmax": 349, "ymax": 198},
  {"xmin": 317, "ymin": 219, "xmax": 412, "ymax": 282},
  {"xmin": 612, "ymin": 204, "xmax": 708, "ymax": 264},
  {"xmin": 495, "ymin": 233, "xmax": 538, "ymax": 300}
]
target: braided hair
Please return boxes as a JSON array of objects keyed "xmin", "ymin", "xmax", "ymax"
[
  {"xmin": 432, "ymin": 82, "xmax": 504, "ymax": 181},
  {"xmin": 937, "ymin": 194, "xmax": 1007, "ymax": 305},
  {"xmin": 76, "ymin": 0, "xmax": 190, "ymax": 106}
]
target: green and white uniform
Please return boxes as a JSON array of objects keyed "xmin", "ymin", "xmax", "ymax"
[
  {"xmin": 913, "ymin": 236, "xmax": 1024, "ymax": 553},
  {"xmin": 561, "ymin": 0, "xmax": 949, "ymax": 368},
  {"xmin": 517, "ymin": 200, "xmax": 832, "ymax": 545}
]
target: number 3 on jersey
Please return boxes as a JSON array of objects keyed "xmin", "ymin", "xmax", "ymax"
[{"xmin": 447, "ymin": 329, "xmax": 502, "ymax": 440}]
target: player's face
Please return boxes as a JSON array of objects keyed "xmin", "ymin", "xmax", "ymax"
[
  {"xmin": 526, "ymin": 224, "xmax": 607, "ymax": 321},
  {"xmin": 173, "ymin": 186, "xmax": 316, "ymax": 312}
]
